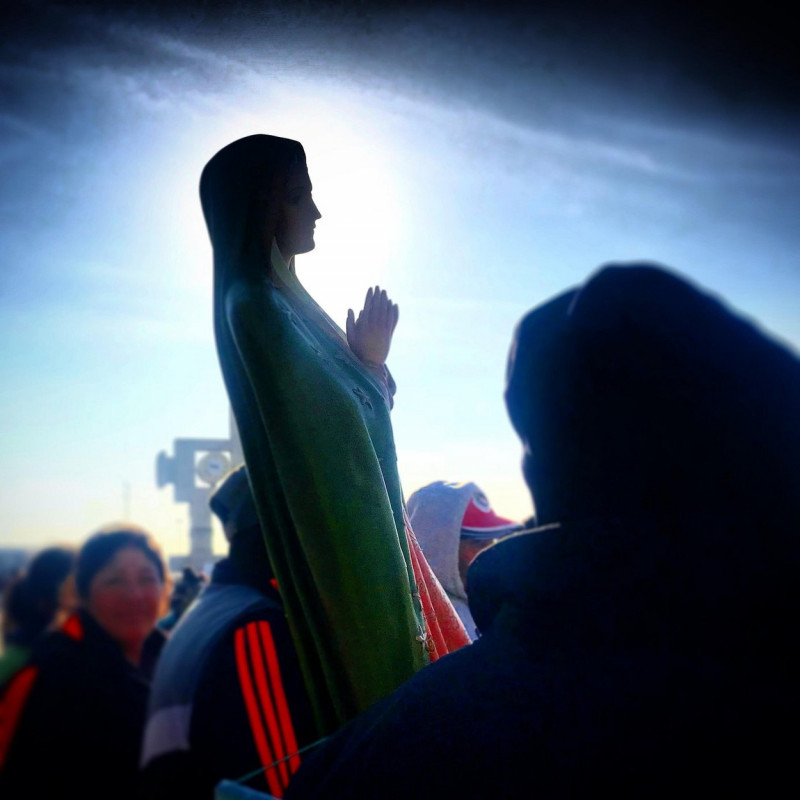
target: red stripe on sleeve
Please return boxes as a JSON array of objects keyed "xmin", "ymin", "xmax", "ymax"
[
  {"xmin": 0, "ymin": 665, "xmax": 39, "ymax": 769},
  {"xmin": 257, "ymin": 621, "xmax": 301, "ymax": 774},
  {"xmin": 234, "ymin": 627, "xmax": 282, "ymax": 797},
  {"xmin": 245, "ymin": 622, "xmax": 290, "ymax": 789}
]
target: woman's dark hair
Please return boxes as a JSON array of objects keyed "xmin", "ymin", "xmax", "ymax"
[
  {"xmin": 2, "ymin": 546, "xmax": 78, "ymax": 644},
  {"xmin": 24, "ymin": 545, "xmax": 77, "ymax": 617},
  {"xmin": 75, "ymin": 524, "xmax": 167, "ymax": 600}
]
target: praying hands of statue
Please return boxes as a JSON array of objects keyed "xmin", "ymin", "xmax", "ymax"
[{"xmin": 346, "ymin": 285, "xmax": 399, "ymax": 369}]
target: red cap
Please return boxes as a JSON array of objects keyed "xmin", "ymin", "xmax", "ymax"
[{"xmin": 460, "ymin": 490, "xmax": 521, "ymax": 540}]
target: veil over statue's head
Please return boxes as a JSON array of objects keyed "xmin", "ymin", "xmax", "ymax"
[
  {"xmin": 200, "ymin": 134, "xmax": 306, "ymax": 286},
  {"xmin": 201, "ymin": 134, "xmax": 312, "ymax": 434}
]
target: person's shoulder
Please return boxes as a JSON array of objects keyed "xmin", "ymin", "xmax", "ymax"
[
  {"xmin": 189, "ymin": 610, "xmax": 276, "ymax": 711},
  {"xmin": 29, "ymin": 623, "xmax": 83, "ymax": 670},
  {"xmin": 158, "ymin": 584, "xmax": 280, "ymax": 669},
  {"xmin": 196, "ymin": 601, "xmax": 296, "ymax": 691},
  {"xmin": 210, "ymin": 595, "xmax": 288, "ymax": 654},
  {"xmin": 184, "ymin": 581, "xmax": 279, "ymax": 626},
  {"xmin": 1, "ymin": 623, "xmax": 84, "ymax": 711},
  {"xmin": 466, "ymin": 523, "xmax": 561, "ymax": 635}
]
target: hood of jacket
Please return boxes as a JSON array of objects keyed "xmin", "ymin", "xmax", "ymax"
[
  {"xmin": 407, "ymin": 481, "xmax": 479, "ymax": 602},
  {"xmin": 504, "ymin": 262, "xmax": 800, "ymax": 532}
]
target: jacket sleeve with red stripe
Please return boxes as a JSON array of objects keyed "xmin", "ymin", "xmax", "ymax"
[
  {"xmin": 0, "ymin": 637, "xmax": 86, "ymax": 795},
  {"xmin": 232, "ymin": 619, "xmax": 304, "ymax": 797},
  {"xmin": 141, "ymin": 610, "xmax": 317, "ymax": 800},
  {"xmin": 0, "ymin": 664, "xmax": 39, "ymax": 774}
]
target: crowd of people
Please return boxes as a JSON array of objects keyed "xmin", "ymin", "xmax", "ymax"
[{"xmin": 1, "ymin": 133, "xmax": 798, "ymax": 799}]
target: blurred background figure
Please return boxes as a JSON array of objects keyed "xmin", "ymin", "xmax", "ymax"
[
  {"xmin": 407, "ymin": 481, "xmax": 521, "ymax": 640},
  {"xmin": 157, "ymin": 566, "xmax": 208, "ymax": 634},
  {"xmin": 0, "ymin": 545, "xmax": 78, "ymax": 686},
  {"xmin": 141, "ymin": 465, "xmax": 315, "ymax": 800},
  {"xmin": 0, "ymin": 525, "xmax": 169, "ymax": 800}
]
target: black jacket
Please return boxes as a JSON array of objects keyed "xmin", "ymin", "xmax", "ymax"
[
  {"xmin": 140, "ymin": 558, "xmax": 316, "ymax": 799},
  {"xmin": 284, "ymin": 263, "xmax": 800, "ymax": 799},
  {"xmin": 285, "ymin": 516, "xmax": 797, "ymax": 799},
  {"xmin": 0, "ymin": 610, "xmax": 165, "ymax": 800}
]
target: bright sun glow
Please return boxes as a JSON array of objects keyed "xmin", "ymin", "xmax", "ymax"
[
  {"xmin": 276, "ymin": 87, "xmax": 406, "ymax": 326},
  {"xmin": 158, "ymin": 79, "xmax": 406, "ymax": 333},
  {"xmin": 302, "ymin": 133, "xmax": 404, "ymax": 325},
  {"xmin": 222, "ymin": 82, "xmax": 406, "ymax": 326}
]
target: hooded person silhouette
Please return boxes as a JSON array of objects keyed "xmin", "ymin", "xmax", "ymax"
[
  {"xmin": 284, "ymin": 262, "xmax": 800, "ymax": 799},
  {"xmin": 407, "ymin": 481, "xmax": 521, "ymax": 640}
]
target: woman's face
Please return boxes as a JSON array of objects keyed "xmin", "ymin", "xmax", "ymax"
[
  {"xmin": 85, "ymin": 546, "xmax": 165, "ymax": 652},
  {"xmin": 274, "ymin": 163, "xmax": 322, "ymax": 260}
]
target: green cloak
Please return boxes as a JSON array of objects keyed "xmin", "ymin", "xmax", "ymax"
[{"xmin": 200, "ymin": 134, "xmax": 428, "ymax": 737}]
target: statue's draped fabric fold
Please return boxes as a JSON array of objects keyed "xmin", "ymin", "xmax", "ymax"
[{"xmin": 200, "ymin": 134, "xmax": 468, "ymax": 737}]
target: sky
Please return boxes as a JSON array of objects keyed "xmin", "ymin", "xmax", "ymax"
[{"xmin": 1, "ymin": 0, "xmax": 798, "ymax": 561}]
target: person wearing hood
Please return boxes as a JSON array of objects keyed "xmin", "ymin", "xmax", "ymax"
[
  {"xmin": 407, "ymin": 481, "xmax": 521, "ymax": 640},
  {"xmin": 140, "ymin": 464, "xmax": 317, "ymax": 799},
  {"xmin": 200, "ymin": 135, "xmax": 468, "ymax": 738},
  {"xmin": 284, "ymin": 262, "xmax": 800, "ymax": 799}
]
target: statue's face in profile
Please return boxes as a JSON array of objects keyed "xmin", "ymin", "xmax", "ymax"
[{"xmin": 275, "ymin": 163, "xmax": 321, "ymax": 259}]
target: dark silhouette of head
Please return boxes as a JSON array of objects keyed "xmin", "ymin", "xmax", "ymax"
[
  {"xmin": 479, "ymin": 262, "xmax": 800, "ymax": 661},
  {"xmin": 209, "ymin": 463, "xmax": 274, "ymax": 586},
  {"xmin": 2, "ymin": 545, "xmax": 77, "ymax": 646},
  {"xmin": 505, "ymin": 263, "xmax": 800, "ymax": 535}
]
